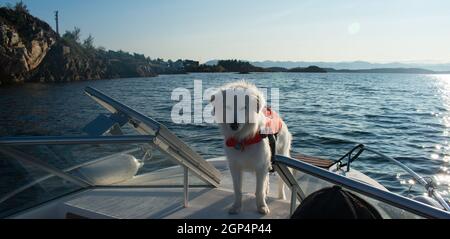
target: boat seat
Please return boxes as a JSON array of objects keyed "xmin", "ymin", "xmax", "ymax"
[{"xmin": 293, "ymin": 155, "xmax": 336, "ymax": 169}]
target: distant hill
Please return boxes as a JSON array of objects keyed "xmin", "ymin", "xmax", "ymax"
[
  {"xmin": 288, "ymin": 66, "xmax": 327, "ymax": 73},
  {"xmin": 327, "ymin": 68, "xmax": 436, "ymax": 74},
  {"xmin": 205, "ymin": 60, "xmax": 450, "ymax": 72},
  {"xmin": 251, "ymin": 60, "xmax": 450, "ymax": 72},
  {"xmin": 264, "ymin": 67, "xmax": 288, "ymax": 72},
  {"xmin": 216, "ymin": 60, "xmax": 265, "ymax": 73},
  {"xmin": 204, "ymin": 60, "xmax": 446, "ymax": 74}
]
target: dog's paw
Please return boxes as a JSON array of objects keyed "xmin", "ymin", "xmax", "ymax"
[
  {"xmin": 228, "ymin": 205, "xmax": 242, "ymax": 215},
  {"xmin": 257, "ymin": 206, "xmax": 270, "ymax": 215}
]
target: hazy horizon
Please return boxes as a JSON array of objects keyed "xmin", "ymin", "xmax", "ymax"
[{"xmin": 2, "ymin": 0, "xmax": 450, "ymax": 64}]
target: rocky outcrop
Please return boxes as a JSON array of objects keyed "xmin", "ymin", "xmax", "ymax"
[
  {"xmin": 0, "ymin": 7, "xmax": 158, "ymax": 86},
  {"xmin": 30, "ymin": 41, "xmax": 159, "ymax": 82},
  {"xmin": 0, "ymin": 7, "xmax": 57, "ymax": 85},
  {"xmin": 32, "ymin": 41, "xmax": 110, "ymax": 82}
]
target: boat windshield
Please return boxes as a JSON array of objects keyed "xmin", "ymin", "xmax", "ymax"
[{"xmin": 0, "ymin": 87, "xmax": 221, "ymax": 218}]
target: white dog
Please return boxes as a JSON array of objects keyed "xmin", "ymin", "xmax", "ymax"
[{"xmin": 211, "ymin": 81, "xmax": 292, "ymax": 215}]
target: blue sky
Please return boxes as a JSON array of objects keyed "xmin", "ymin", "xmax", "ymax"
[{"xmin": 2, "ymin": 0, "xmax": 450, "ymax": 63}]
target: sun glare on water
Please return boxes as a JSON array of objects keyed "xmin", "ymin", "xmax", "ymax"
[{"xmin": 430, "ymin": 75, "xmax": 450, "ymax": 192}]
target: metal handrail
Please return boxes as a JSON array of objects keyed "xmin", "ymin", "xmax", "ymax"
[
  {"xmin": 0, "ymin": 135, "xmax": 154, "ymax": 146},
  {"xmin": 332, "ymin": 144, "xmax": 450, "ymax": 211},
  {"xmin": 0, "ymin": 148, "xmax": 142, "ymax": 205},
  {"xmin": 274, "ymin": 155, "xmax": 450, "ymax": 219},
  {"xmin": 0, "ymin": 146, "xmax": 92, "ymax": 188},
  {"xmin": 364, "ymin": 147, "xmax": 450, "ymax": 211}
]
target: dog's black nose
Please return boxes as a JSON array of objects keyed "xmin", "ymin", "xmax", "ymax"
[{"xmin": 230, "ymin": 123, "xmax": 239, "ymax": 131}]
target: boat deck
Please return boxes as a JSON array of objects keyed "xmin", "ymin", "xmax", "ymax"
[
  {"xmin": 14, "ymin": 159, "xmax": 291, "ymax": 219},
  {"xmin": 63, "ymin": 161, "xmax": 291, "ymax": 219},
  {"xmin": 62, "ymin": 187, "xmax": 289, "ymax": 219}
]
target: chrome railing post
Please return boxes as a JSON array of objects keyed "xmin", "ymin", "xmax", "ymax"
[
  {"xmin": 290, "ymin": 186, "xmax": 297, "ymax": 217},
  {"xmin": 184, "ymin": 166, "xmax": 189, "ymax": 208},
  {"xmin": 273, "ymin": 163, "xmax": 305, "ymax": 201}
]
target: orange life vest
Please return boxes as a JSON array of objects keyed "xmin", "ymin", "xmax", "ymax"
[
  {"xmin": 260, "ymin": 106, "xmax": 283, "ymax": 135},
  {"xmin": 226, "ymin": 106, "xmax": 283, "ymax": 151}
]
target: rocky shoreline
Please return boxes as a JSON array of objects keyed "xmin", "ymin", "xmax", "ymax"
[{"xmin": 0, "ymin": 6, "xmax": 180, "ymax": 86}]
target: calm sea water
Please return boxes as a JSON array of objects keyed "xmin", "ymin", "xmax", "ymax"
[{"xmin": 1, "ymin": 72, "xmax": 450, "ymax": 204}]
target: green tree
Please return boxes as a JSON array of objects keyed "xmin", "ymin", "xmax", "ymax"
[
  {"xmin": 97, "ymin": 46, "xmax": 106, "ymax": 52},
  {"xmin": 62, "ymin": 27, "xmax": 81, "ymax": 43},
  {"xmin": 83, "ymin": 34, "xmax": 95, "ymax": 49},
  {"xmin": 14, "ymin": 1, "xmax": 28, "ymax": 13}
]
